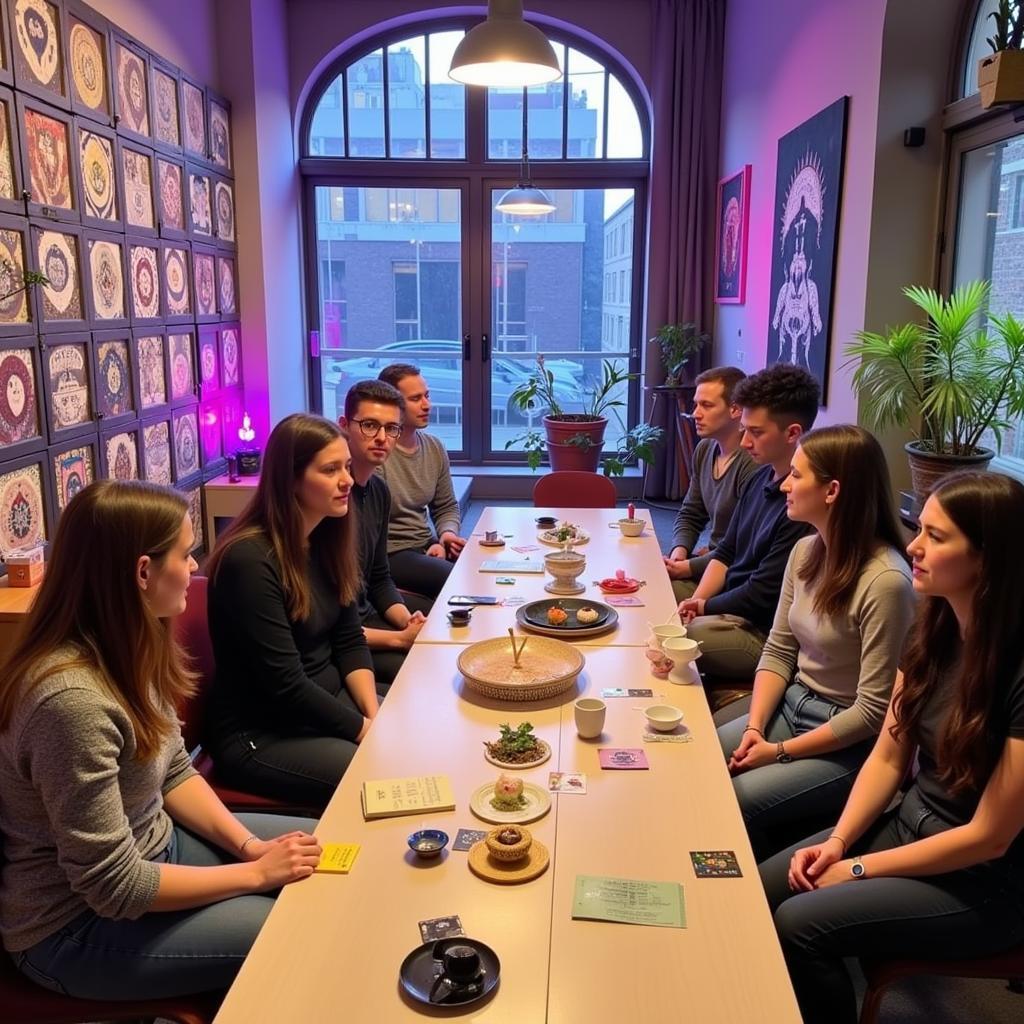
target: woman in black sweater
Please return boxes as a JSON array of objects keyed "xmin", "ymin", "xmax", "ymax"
[{"xmin": 205, "ymin": 414, "xmax": 379, "ymax": 808}]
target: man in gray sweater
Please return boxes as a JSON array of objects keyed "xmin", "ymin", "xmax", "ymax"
[
  {"xmin": 377, "ymin": 363, "xmax": 467, "ymax": 599},
  {"xmin": 665, "ymin": 366, "xmax": 756, "ymax": 600}
]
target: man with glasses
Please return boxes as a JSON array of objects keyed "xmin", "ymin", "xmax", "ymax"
[
  {"xmin": 340, "ymin": 379, "xmax": 431, "ymax": 688},
  {"xmin": 377, "ymin": 362, "xmax": 467, "ymax": 599}
]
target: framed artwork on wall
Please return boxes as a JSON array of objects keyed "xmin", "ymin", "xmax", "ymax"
[
  {"xmin": 132, "ymin": 327, "xmax": 166, "ymax": 414},
  {"xmin": 0, "ymin": 449, "xmax": 51, "ymax": 565},
  {"xmin": 154, "ymin": 153, "xmax": 185, "ymax": 238},
  {"xmin": 0, "ymin": 337, "xmax": 44, "ymax": 458},
  {"xmin": 767, "ymin": 96, "xmax": 849, "ymax": 402},
  {"xmin": 83, "ymin": 228, "xmax": 127, "ymax": 328},
  {"xmin": 181, "ymin": 480, "xmax": 203, "ymax": 552},
  {"xmin": 213, "ymin": 175, "xmax": 234, "ymax": 247},
  {"xmin": 0, "ymin": 0, "xmax": 14, "ymax": 88},
  {"xmin": 197, "ymin": 322, "xmax": 218, "ymax": 398},
  {"xmin": 126, "ymin": 238, "xmax": 160, "ymax": 323},
  {"xmin": 141, "ymin": 415, "xmax": 172, "ymax": 485},
  {"xmin": 64, "ymin": 1, "xmax": 112, "ymax": 125},
  {"xmin": 118, "ymin": 136, "xmax": 156, "ymax": 235},
  {"xmin": 198, "ymin": 397, "xmax": 222, "ymax": 469},
  {"xmin": 98, "ymin": 420, "xmax": 137, "ymax": 480},
  {"xmin": 216, "ymin": 253, "xmax": 235, "ymax": 318},
  {"xmin": 0, "ymin": 84, "xmax": 25, "ymax": 215},
  {"xmin": 149, "ymin": 54, "xmax": 179, "ymax": 153},
  {"xmin": 74, "ymin": 117, "xmax": 120, "ymax": 228},
  {"xmin": 49, "ymin": 433, "xmax": 95, "ymax": 515},
  {"xmin": 30, "ymin": 221, "xmax": 85, "ymax": 330},
  {"xmin": 218, "ymin": 322, "xmax": 240, "ymax": 388},
  {"xmin": 111, "ymin": 32, "xmax": 149, "ymax": 142},
  {"xmin": 191, "ymin": 241, "xmax": 216, "ymax": 322},
  {"xmin": 218, "ymin": 385, "xmax": 242, "ymax": 464},
  {"xmin": 9, "ymin": 0, "xmax": 68, "ymax": 108},
  {"xmin": 167, "ymin": 327, "xmax": 195, "ymax": 405},
  {"xmin": 17, "ymin": 93, "xmax": 79, "ymax": 221},
  {"xmin": 714, "ymin": 165, "xmax": 751, "ymax": 305},
  {"xmin": 206, "ymin": 89, "xmax": 230, "ymax": 172},
  {"xmin": 185, "ymin": 163, "xmax": 212, "ymax": 239},
  {"xmin": 160, "ymin": 241, "xmax": 190, "ymax": 323},
  {"xmin": 0, "ymin": 214, "xmax": 35, "ymax": 336},
  {"xmin": 171, "ymin": 402, "xmax": 199, "ymax": 481},
  {"xmin": 40, "ymin": 330, "xmax": 93, "ymax": 443},
  {"xmin": 91, "ymin": 327, "xmax": 134, "ymax": 425},
  {"xmin": 179, "ymin": 72, "xmax": 204, "ymax": 161}
]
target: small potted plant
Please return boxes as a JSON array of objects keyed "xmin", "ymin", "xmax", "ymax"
[
  {"xmin": 650, "ymin": 322, "xmax": 709, "ymax": 388},
  {"xmin": 505, "ymin": 355, "xmax": 663, "ymax": 474},
  {"xmin": 843, "ymin": 280, "xmax": 1024, "ymax": 501},
  {"xmin": 979, "ymin": 0, "xmax": 1024, "ymax": 108}
]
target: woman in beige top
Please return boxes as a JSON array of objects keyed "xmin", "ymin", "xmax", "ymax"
[{"xmin": 717, "ymin": 425, "xmax": 915, "ymax": 859}]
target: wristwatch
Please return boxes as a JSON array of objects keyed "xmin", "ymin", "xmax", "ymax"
[
  {"xmin": 775, "ymin": 741, "xmax": 793, "ymax": 764},
  {"xmin": 850, "ymin": 857, "xmax": 866, "ymax": 879}
]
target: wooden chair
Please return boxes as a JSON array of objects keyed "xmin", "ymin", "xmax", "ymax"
[
  {"xmin": 533, "ymin": 471, "xmax": 618, "ymax": 509},
  {"xmin": 173, "ymin": 575, "xmax": 315, "ymax": 816},
  {"xmin": 859, "ymin": 946, "xmax": 1024, "ymax": 1023},
  {"xmin": 0, "ymin": 949, "xmax": 219, "ymax": 1024}
]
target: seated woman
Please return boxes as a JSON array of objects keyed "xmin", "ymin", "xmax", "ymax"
[
  {"xmin": 760, "ymin": 471, "xmax": 1024, "ymax": 1024},
  {"xmin": 205, "ymin": 413, "xmax": 379, "ymax": 809},
  {"xmin": 717, "ymin": 425, "xmax": 915, "ymax": 859},
  {"xmin": 0, "ymin": 481, "xmax": 320, "ymax": 1001}
]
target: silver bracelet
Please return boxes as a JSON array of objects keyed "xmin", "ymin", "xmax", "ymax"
[{"xmin": 239, "ymin": 834, "xmax": 259, "ymax": 855}]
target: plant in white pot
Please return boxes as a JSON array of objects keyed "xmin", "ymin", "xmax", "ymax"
[
  {"xmin": 843, "ymin": 280, "xmax": 1024, "ymax": 501},
  {"xmin": 979, "ymin": 0, "xmax": 1024, "ymax": 108}
]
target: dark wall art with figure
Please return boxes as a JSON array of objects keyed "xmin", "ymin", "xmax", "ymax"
[{"xmin": 766, "ymin": 96, "xmax": 848, "ymax": 402}]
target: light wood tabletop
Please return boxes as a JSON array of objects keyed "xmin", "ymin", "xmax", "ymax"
[{"xmin": 415, "ymin": 506, "xmax": 681, "ymax": 647}]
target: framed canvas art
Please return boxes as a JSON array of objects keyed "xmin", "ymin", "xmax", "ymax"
[
  {"xmin": 218, "ymin": 385, "xmax": 242, "ymax": 463},
  {"xmin": 126, "ymin": 239, "xmax": 160, "ymax": 323},
  {"xmin": 99, "ymin": 421, "xmax": 138, "ymax": 480},
  {"xmin": 155, "ymin": 153, "xmax": 185, "ymax": 238},
  {"xmin": 197, "ymin": 323, "xmax": 218, "ymax": 398},
  {"xmin": 18, "ymin": 94, "xmax": 78, "ymax": 221},
  {"xmin": 213, "ymin": 175, "xmax": 234, "ymax": 247},
  {"xmin": 111, "ymin": 33, "xmax": 148, "ymax": 142},
  {"xmin": 40, "ymin": 330, "xmax": 93, "ymax": 443},
  {"xmin": 30, "ymin": 222, "xmax": 85, "ymax": 329},
  {"xmin": 186, "ymin": 163, "xmax": 212, "ymax": 239},
  {"xmin": 74, "ymin": 117, "xmax": 120, "ymax": 228},
  {"xmin": 218, "ymin": 322, "xmax": 240, "ymax": 389},
  {"xmin": 181, "ymin": 481, "xmax": 203, "ymax": 552},
  {"xmin": 715, "ymin": 165, "xmax": 751, "ymax": 305},
  {"xmin": 64, "ymin": 1, "xmax": 111, "ymax": 124},
  {"xmin": 0, "ymin": 84, "xmax": 25, "ymax": 215},
  {"xmin": 216, "ymin": 253, "xmax": 235, "ymax": 318},
  {"xmin": 0, "ymin": 450, "xmax": 51, "ymax": 565},
  {"xmin": 9, "ymin": 0, "xmax": 67, "ymax": 107},
  {"xmin": 0, "ymin": 337, "xmax": 44, "ymax": 458},
  {"xmin": 0, "ymin": 0, "xmax": 13, "ymax": 88},
  {"xmin": 171, "ymin": 402, "xmax": 199, "ymax": 481},
  {"xmin": 206, "ymin": 89, "xmax": 230, "ymax": 172},
  {"xmin": 160, "ymin": 242, "xmax": 190, "ymax": 322},
  {"xmin": 83, "ymin": 228, "xmax": 127, "ymax": 328},
  {"xmin": 132, "ymin": 327, "xmax": 166, "ymax": 413},
  {"xmin": 180, "ymin": 72, "xmax": 204, "ymax": 160},
  {"xmin": 191, "ymin": 242, "xmax": 216, "ymax": 322},
  {"xmin": 91, "ymin": 327, "xmax": 134, "ymax": 425},
  {"xmin": 167, "ymin": 327, "xmax": 194, "ymax": 405},
  {"xmin": 198, "ymin": 397, "xmax": 222, "ymax": 469},
  {"xmin": 0, "ymin": 214, "xmax": 34, "ymax": 335},
  {"xmin": 49, "ymin": 434, "xmax": 95, "ymax": 515},
  {"xmin": 141, "ymin": 415, "xmax": 172, "ymax": 485},
  {"xmin": 767, "ymin": 96, "xmax": 849, "ymax": 401},
  {"xmin": 149, "ymin": 54, "xmax": 179, "ymax": 153},
  {"xmin": 118, "ymin": 137, "xmax": 156, "ymax": 235}
]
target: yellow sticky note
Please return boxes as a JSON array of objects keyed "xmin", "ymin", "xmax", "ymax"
[{"xmin": 316, "ymin": 843, "xmax": 360, "ymax": 874}]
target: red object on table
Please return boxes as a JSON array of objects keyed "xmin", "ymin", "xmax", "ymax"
[
  {"xmin": 627, "ymin": 502, "xmax": 635, "ymax": 520},
  {"xmin": 597, "ymin": 569, "xmax": 642, "ymax": 594}
]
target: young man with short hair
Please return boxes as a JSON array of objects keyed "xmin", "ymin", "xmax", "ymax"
[
  {"xmin": 376, "ymin": 363, "xmax": 467, "ymax": 599},
  {"xmin": 677, "ymin": 364, "xmax": 820, "ymax": 681},
  {"xmin": 340, "ymin": 379, "xmax": 432, "ymax": 688},
  {"xmin": 665, "ymin": 366, "xmax": 756, "ymax": 601}
]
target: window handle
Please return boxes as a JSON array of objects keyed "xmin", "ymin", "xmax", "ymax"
[
  {"xmin": 463, "ymin": 333, "xmax": 471, "ymax": 361},
  {"xmin": 482, "ymin": 333, "xmax": 490, "ymax": 362}
]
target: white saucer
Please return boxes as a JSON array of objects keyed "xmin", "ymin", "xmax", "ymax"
[{"xmin": 469, "ymin": 782, "xmax": 552, "ymax": 824}]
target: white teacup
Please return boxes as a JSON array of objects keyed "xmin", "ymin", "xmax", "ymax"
[
  {"xmin": 616, "ymin": 518, "xmax": 644, "ymax": 537},
  {"xmin": 574, "ymin": 698, "xmax": 606, "ymax": 739},
  {"xmin": 662, "ymin": 636, "xmax": 701, "ymax": 664},
  {"xmin": 651, "ymin": 623, "xmax": 687, "ymax": 650}
]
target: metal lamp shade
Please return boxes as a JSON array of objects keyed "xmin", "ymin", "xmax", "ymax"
[{"xmin": 494, "ymin": 185, "xmax": 557, "ymax": 216}]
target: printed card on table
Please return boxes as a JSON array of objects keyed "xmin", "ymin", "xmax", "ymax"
[{"xmin": 598, "ymin": 748, "xmax": 650, "ymax": 770}]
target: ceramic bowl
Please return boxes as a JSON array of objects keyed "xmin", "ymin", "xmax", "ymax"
[
  {"xmin": 535, "ymin": 515, "xmax": 557, "ymax": 528},
  {"xmin": 645, "ymin": 704, "xmax": 684, "ymax": 732},
  {"xmin": 651, "ymin": 623, "xmax": 687, "ymax": 648},
  {"xmin": 617, "ymin": 517, "xmax": 644, "ymax": 537},
  {"xmin": 484, "ymin": 825, "xmax": 533, "ymax": 862},
  {"xmin": 407, "ymin": 829, "xmax": 449, "ymax": 858},
  {"xmin": 662, "ymin": 636, "xmax": 701, "ymax": 664}
]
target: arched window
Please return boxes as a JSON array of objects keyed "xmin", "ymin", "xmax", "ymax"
[{"xmin": 299, "ymin": 21, "xmax": 649, "ymax": 464}]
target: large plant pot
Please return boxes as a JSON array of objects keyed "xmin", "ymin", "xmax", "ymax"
[
  {"xmin": 905, "ymin": 441, "xmax": 995, "ymax": 505},
  {"xmin": 978, "ymin": 49, "xmax": 1024, "ymax": 109},
  {"xmin": 543, "ymin": 415, "xmax": 607, "ymax": 473}
]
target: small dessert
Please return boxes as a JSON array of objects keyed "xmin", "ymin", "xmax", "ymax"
[
  {"xmin": 576, "ymin": 606, "xmax": 599, "ymax": 624},
  {"xmin": 484, "ymin": 824, "xmax": 533, "ymax": 862},
  {"xmin": 490, "ymin": 773, "xmax": 527, "ymax": 812},
  {"xmin": 547, "ymin": 606, "xmax": 569, "ymax": 626},
  {"xmin": 484, "ymin": 722, "xmax": 546, "ymax": 766}
]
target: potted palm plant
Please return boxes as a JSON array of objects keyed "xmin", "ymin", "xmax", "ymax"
[
  {"xmin": 505, "ymin": 355, "xmax": 663, "ymax": 475},
  {"xmin": 651, "ymin": 322, "xmax": 709, "ymax": 387},
  {"xmin": 979, "ymin": 0, "xmax": 1024, "ymax": 108},
  {"xmin": 844, "ymin": 281, "xmax": 1024, "ymax": 501}
]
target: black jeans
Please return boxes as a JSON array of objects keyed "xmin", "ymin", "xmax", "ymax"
[
  {"xmin": 388, "ymin": 547, "xmax": 453, "ymax": 599},
  {"xmin": 759, "ymin": 787, "xmax": 1024, "ymax": 1024},
  {"xmin": 364, "ymin": 593, "xmax": 433, "ymax": 690}
]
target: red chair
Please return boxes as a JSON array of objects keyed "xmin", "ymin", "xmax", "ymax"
[
  {"xmin": 0, "ymin": 949, "xmax": 219, "ymax": 1024},
  {"xmin": 533, "ymin": 471, "xmax": 618, "ymax": 509},
  {"xmin": 173, "ymin": 575, "xmax": 315, "ymax": 816},
  {"xmin": 859, "ymin": 947, "xmax": 1024, "ymax": 1023}
]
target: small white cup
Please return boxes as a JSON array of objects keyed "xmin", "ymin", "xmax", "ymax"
[
  {"xmin": 651, "ymin": 623, "xmax": 687, "ymax": 650},
  {"xmin": 662, "ymin": 636, "xmax": 701, "ymax": 664},
  {"xmin": 574, "ymin": 698, "xmax": 606, "ymax": 739}
]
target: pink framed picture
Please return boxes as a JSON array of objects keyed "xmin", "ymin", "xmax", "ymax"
[{"xmin": 714, "ymin": 164, "xmax": 751, "ymax": 305}]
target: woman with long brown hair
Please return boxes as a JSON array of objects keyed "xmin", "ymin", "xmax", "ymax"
[
  {"xmin": 717, "ymin": 425, "xmax": 915, "ymax": 858},
  {"xmin": 204, "ymin": 413, "xmax": 378, "ymax": 808},
  {"xmin": 0, "ymin": 481, "xmax": 320, "ymax": 1000},
  {"xmin": 760, "ymin": 471, "xmax": 1024, "ymax": 1024}
]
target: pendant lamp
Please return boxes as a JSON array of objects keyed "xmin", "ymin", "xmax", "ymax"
[
  {"xmin": 494, "ymin": 97, "xmax": 556, "ymax": 216},
  {"xmin": 449, "ymin": 0, "xmax": 561, "ymax": 87}
]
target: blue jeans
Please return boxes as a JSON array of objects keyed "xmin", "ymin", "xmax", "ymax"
[
  {"xmin": 717, "ymin": 681, "xmax": 873, "ymax": 859},
  {"xmin": 14, "ymin": 812, "xmax": 317, "ymax": 1001},
  {"xmin": 759, "ymin": 788, "xmax": 1024, "ymax": 1024}
]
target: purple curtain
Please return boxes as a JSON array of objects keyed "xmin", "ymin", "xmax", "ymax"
[{"xmin": 644, "ymin": 0, "xmax": 725, "ymax": 499}]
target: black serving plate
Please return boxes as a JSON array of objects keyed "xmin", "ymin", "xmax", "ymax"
[
  {"xmin": 522, "ymin": 598, "xmax": 612, "ymax": 630},
  {"xmin": 399, "ymin": 937, "xmax": 500, "ymax": 1008}
]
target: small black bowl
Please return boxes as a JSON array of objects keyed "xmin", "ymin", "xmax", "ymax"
[{"xmin": 535, "ymin": 515, "xmax": 557, "ymax": 529}]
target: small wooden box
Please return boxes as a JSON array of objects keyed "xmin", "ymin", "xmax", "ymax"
[{"xmin": 7, "ymin": 545, "xmax": 45, "ymax": 588}]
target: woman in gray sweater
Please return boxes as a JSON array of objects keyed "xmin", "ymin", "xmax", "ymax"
[
  {"xmin": 717, "ymin": 425, "xmax": 915, "ymax": 859},
  {"xmin": 0, "ymin": 481, "xmax": 320, "ymax": 1000}
]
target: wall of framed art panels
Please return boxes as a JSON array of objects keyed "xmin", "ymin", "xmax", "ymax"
[{"xmin": 0, "ymin": 0, "xmax": 240, "ymax": 568}]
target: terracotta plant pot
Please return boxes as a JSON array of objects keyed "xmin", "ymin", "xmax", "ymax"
[
  {"xmin": 978, "ymin": 49, "xmax": 1024, "ymax": 109},
  {"xmin": 543, "ymin": 415, "xmax": 607, "ymax": 472},
  {"xmin": 905, "ymin": 441, "xmax": 994, "ymax": 505}
]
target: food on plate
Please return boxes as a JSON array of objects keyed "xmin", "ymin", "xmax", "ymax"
[
  {"xmin": 576, "ymin": 606, "xmax": 600, "ymax": 624},
  {"xmin": 546, "ymin": 606, "xmax": 569, "ymax": 626},
  {"xmin": 484, "ymin": 722, "xmax": 546, "ymax": 765},
  {"xmin": 484, "ymin": 824, "xmax": 533, "ymax": 861},
  {"xmin": 490, "ymin": 773, "xmax": 527, "ymax": 812}
]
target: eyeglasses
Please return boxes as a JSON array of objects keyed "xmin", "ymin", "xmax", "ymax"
[{"xmin": 350, "ymin": 418, "xmax": 401, "ymax": 439}]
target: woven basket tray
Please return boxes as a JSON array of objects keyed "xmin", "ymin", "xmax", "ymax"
[{"xmin": 457, "ymin": 636, "xmax": 585, "ymax": 702}]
